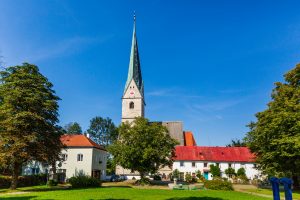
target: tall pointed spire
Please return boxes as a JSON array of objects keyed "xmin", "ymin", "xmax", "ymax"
[{"xmin": 124, "ymin": 13, "xmax": 143, "ymax": 96}]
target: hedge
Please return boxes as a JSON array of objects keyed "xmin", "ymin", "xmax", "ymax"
[
  {"xmin": 68, "ymin": 175, "xmax": 101, "ymax": 188},
  {"xmin": 204, "ymin": 179, "xmax": 234, "ymax": 191},
  {"xmin": 0, "ymin": 174, "xmax": 47, "ymax": 189}
]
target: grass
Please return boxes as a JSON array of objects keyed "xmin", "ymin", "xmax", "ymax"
[
  {"xmin": 0, "ymin": 186, "xmax": 271, "ymax": 200},
  {"xmin": 243, "ymin": 188, "xmax": 300, "ymax": 200}
]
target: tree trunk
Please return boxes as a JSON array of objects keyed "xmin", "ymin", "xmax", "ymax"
[{"xmin": 10, "ymin": 162, "xmax": 20, "ymax": 190}]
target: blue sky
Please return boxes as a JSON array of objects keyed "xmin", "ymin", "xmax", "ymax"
[{"xmin": 1, "ymin": 0, "xmax": 300, "ymax": 146}]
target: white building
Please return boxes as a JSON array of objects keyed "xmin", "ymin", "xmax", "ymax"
[
  {"xmin": 173, "ymin": 146, "xmax": 261, "ymax": 181},
  {"xmin": 22, "ymin": 134, "xmax": 108, "ymax": 181}
]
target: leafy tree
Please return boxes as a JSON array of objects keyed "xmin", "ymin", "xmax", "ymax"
[
  {"xmin": 185, "ymin": 172, "xmax": 192, "ymax": 183},
  {"xmin": 210, "ymin": 164, "xmax": 221, "ymax": 178},
  {"xmin": 245, "ymin": 64, "xmax": 300, "ymax": 185},
  {"xmin": 226, "ymin": 139, "xmax": 246, "ymax": 147},
  {"xmin": 64, "ymin": 122, "xmax": 82, "ymax": 134},
  {"xmin": 0, "ymin": 63, "xmax": 63, "ymax": 189},
  {"xmin": 225, "ymin": 167, "xmax": 236, "ymax": 178},
  {"xmin": 195, "ymin": 170, "xmax": 202, "ymax": 179},
  {"xmin": 106, "ymin": 156, "xmax": 116, "ymax": 175},
  {"xmin": 108, "ymin": 117, "xmax": 178, "ymax": 180},
  {"xmin": 172, "ymin": 169, "xmax": 180, "ymax": 179},
  {"xmin": 87, "ymin": 116, "xmax": 118, "ymax": 147},
  {"xmin": 237, "ymin": 167, "xmax": 246, "ymax": 177}
]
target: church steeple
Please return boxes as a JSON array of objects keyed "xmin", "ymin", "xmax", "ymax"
[
  {"xmin": 124, "ymin": 14, "xmax": 144, "ymax": 97},
  {"xmin": 122, "ymin": 14, "xmax": 145, "ymax": 123}
]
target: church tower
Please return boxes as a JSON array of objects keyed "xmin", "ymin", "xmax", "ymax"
[{"xmin": 122, "ymin": 15, "xmax": 145, "ymax": 123}]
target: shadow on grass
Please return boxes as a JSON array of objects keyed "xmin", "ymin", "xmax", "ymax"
[
  {"xmin": 166, "ymin": 197, "xmax": 223, "ymax": 200},
  {"xmin": 0, "ymin": 196, "xmax": 52, "ymax": 200},
  {"xmin": 102, "ymin": 186, "xmax": 132, "ymax": 189},
  {"xmin": 89, "ymin": 199, "xmax": 130, "ymax": 200}
]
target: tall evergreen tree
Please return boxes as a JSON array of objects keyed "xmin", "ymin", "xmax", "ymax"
[
  {"xmin": 245, "ymin": 63, "xmax": 300, "ymax": 185},
  {"xmin": 0, "ymin": 63, "xmax": 63, "ymax": 189}
]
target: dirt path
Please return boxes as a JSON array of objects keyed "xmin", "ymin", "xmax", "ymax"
[{"xmin": 233, "ymin": 184, "xmax": 273, "ymax": 199}]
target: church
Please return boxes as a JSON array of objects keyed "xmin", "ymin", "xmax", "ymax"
[{"xmin": 118, "ymin": 16, "xmax": 262, "ymax": 181}]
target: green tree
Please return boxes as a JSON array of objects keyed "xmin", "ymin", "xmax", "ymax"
[
  {"xmin": 0, "ymin": 63, "xmax": 63, "ymax": 189},
  {"xmin": 245, "ymin": 64, "xmax": 300, "ymax": 185},
  {"xmin": 226, "ymin": 139, "xmax": 246, "ymax": 147},
  {"xmin": 210, "ymin": 164, "xmax": 221, "ymax": 178},
  {"xmin": 106, "ymin": 156, "xmax": 116, "ymax": 175},
  {"xmin": 172, "ymin": 169, "xmax": 180, "ymax": 179},
  {"xmin": 64, "ymin": 122, "xmax": 82, "ymax": 134},
  {"xmin": 108, "ymin": 117, "xmax": 178, "ymax": 180},
  {"xmin": 225, "ymin": 167, "xmax": 236, "ymax": 178},
  {"xmin": 237, "ymin": 167, "xmax": 246, "ymax": 177},
  {"xmin": 87, "ymin": 116, "xmax": 118, "ymax": 147},
  {"xmin": 195, "ymin": 170, "xmax": 202, "ymax": 179}
]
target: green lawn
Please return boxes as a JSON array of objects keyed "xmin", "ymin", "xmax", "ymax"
[{"xmin": 0, "ymin": 186, "xmax": 270, "ymax": 200}]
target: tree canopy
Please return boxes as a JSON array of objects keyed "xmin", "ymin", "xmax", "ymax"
[
  {"xmin": 245, "ymin": 63, "xmax": 300, "ymax": 181},
  {"xmin": 226, "ymin": 139, "xmax": 246, "ymax": 147},
  {"xmin": 0, "ymin": 63, "xmax": 63, "ymax": 189},
  {"xmin": 210, "ymin": 164, "xmax": 221, "ymax": 178},
  {"xmin": 64, "ymin": 122, "xmax": 82, "ymax": 134},
  {"xmin": 87, "ymin": 116, "xmax": 118, "ymax": 147},
  {"xmin": 108, "ymin": 117, "xmax": 178, "ymax": 178}
]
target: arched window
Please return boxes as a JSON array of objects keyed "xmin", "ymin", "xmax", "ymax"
[
  {"xmin": 129, "ymin": 102, "xmax": 134, "ymax": 109},
  {"xmin": 77, "ymin": 154, "xmax": 83, "ymax": 161}
]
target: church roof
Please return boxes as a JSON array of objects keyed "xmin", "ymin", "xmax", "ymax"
[
  {"xmin": 174, "ymin": 146, "xmax": 255, "ymax": 162},
  {"xmin": 60, "ymin": 134, "xmax": 106, "ymax": 151},
  {"xmin": 124, "ymin": 15, "xmax": 144, "ymax": 96}
]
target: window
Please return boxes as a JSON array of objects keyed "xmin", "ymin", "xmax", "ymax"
[
  {"xmin": 204, "ymin": 162, "xmax": 208, "ymax": 167},
  {"xmin": 216, "ymin": 163, "xmax": 220, "ymax": 167},
  {"xmin": 180, "ymin": 161, "xmax": 184, "ymax": 167},
  {"xmin": 62, "ymin": 154, "xmax": 68, "ymax": 161},
  {"xmin": 129, "ymin": 102, "xmax": 134, "ymax": 109},
  {"xmin": 77, "ymin": 154, "xmax": 83, "ymax": 161},
  {"xmin": 228, "ymin": 163, "xmax": 232, "ymax": 168},
  {"xmin": 192, "ymin": 162, "xmax": 196, "ymax": 167},
  {"xmin": 253, "ymin": 164, "xmax": 257, "ymax": 168}
]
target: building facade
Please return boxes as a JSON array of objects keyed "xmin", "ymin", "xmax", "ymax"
[
  {"xmin": 172, "ymin": 146, "xmax": 261, "ymax": 181},
  {"xmin": 22, "ymin": 134, "xmax": 108, "ymax": 181}
]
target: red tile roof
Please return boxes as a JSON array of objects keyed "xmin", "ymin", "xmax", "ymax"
[
  {"xmin": 184, "ymin": 131, "xmax": 197, "ymax": 146},
  {"xmin": 60, "ymin": 134, "xmax": 106, "ymax": 151},
  {"xmin": 174, "ymin": 146, "xmax": 255, "ymax": 163}
]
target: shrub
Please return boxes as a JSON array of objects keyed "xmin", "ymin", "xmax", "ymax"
[
  {"xmin": 204, "ymin": 179, "xmax": 234, "ymax": 191},
  {"xmin": 68, "ymin": 175, "xmax": 101, "ymax": 188},
  {"xmin": 0, "ymin": 176, "xmax": 11, "ymax": 188},
  {"xmin": 237, "ymin": 168, "xmax": 246, "ymax": 176},
  {"xmin": 47, "ymin": 179, "xmax": 58, "ymax": 186},
  {"xmin": 153, "ymin": 174, "xmax": 161, "ymax": 181},
  {"xmin": 0, "ymin": 174, "xmax": 47, "ymax": 189},
  {"xmin": 134, "ymin": 177, "xmax": 151, "ymax": 186},
  {"xmin": 185, "ymin": 173, "xmax": 192, "ymax": 183}
]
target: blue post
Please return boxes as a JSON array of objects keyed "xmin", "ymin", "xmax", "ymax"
[
  {"xmin": 270, "ymin": 177, "xmax": 280, "ymax": 200},
  {"xmin": 280, "ymin": 177, "xmax": 293, "ymax": 200}
]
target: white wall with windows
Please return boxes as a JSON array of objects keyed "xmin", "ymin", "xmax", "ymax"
[
  {"xmin": 57, "ymin": 147, "xmax": 107, "ymax": 180},
  {"xmin": 173, "ymin": 161, "xmax": 261, "ymax": 180}
]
